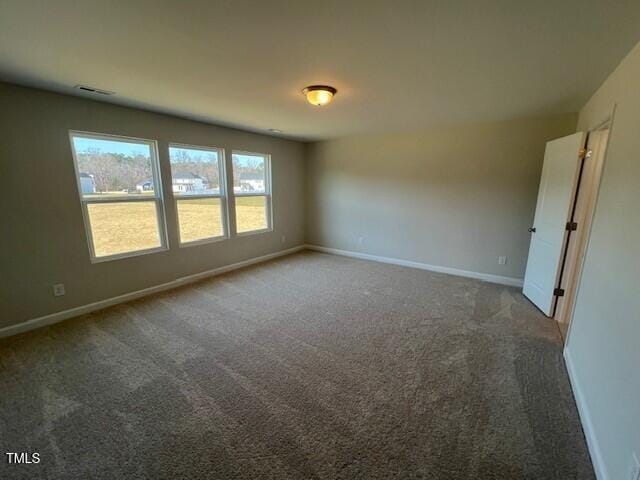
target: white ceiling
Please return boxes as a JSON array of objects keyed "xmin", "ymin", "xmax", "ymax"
[{"xmin": 1, "ymin": 0, "xmax": 639, "ymax": 141}]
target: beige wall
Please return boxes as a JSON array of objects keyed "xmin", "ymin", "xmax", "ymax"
[
  {"xmin": 305, "ymin": 114, "xmax": 577, "ymax": 281},
  {"xmin": 0, "ymin": 83, "xmax": 305, "ymax": 328},
  {"xmin": 566, "ymin": 41, "xmax": 640, "ymax": 480}
]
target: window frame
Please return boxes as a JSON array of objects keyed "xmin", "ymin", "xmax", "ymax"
[
  {"xmin": 169, "ymin": 142, "xmax": 229, "ymax": 247},
  {"xmin": 69, "ymin": 130, "xmax": 169, "ymax": 263},
  {"xmin": 232, "ymin": 150, "xmax": 273, "ymax": 236}
]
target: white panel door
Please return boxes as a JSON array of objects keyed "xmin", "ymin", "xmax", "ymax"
[{"xmin": 523, "ymin": 132, "xmax": 585, "ymax": 316}]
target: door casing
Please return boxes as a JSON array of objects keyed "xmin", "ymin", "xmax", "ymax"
[{"xmin": 555, "ymin": 122, "xmax": 611, "ymax": 343}]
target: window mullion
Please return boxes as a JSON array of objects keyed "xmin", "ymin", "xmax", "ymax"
[
  {"xmin": 81, "ymin": 196, "xmax": 159, "ymax": 205},
  {"xmin": 235, "ymin": 192, "xmax": 267, "ymax": 198},
  {"xmin": 174, "ymin": 194, "xmax": 221, "ymax": 201}
]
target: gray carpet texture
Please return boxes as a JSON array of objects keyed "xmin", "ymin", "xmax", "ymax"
[{"xmin": 0, "ymin": 251, "xmax": 594, "ymax": 479}]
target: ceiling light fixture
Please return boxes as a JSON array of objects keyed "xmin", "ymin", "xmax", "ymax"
[{"xmin": 302, "ymin": 85, "xmax": 337, "ymax": 106}]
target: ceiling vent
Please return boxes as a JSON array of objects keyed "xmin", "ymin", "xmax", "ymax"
[{"xmin": 74, "ymin": 84, "xmax": 115, "ymax": 96}]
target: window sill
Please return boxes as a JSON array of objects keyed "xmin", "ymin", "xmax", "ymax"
[
  {"xmin": 90, "ymin": 245, "xmax": 169, "ymax": 264},
  {"xmin": 236, "ymin": 228, "xmax": 273, "ymax": 237},
  {"xmin": 179, "ymin": 235, "xmax": 228, "ymax": 248}
]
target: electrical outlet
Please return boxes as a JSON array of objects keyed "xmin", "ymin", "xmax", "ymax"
[
  {"xmin": 281, "ymin": 235, "xmax": 286, "ymax": 243},
  {"xmin": 630, "ymin": 452, "xmax": 640, "ymax": 480},
  {"xmin": 52, "ymin": 283, "xmax": 66, "ymax": 297},
  {"xmin": 498, "ymin": 256, "xmax": 507, "ymax": 265},
  {"xmin": 358, "ymin": 236, "xmax": 364, "ymax": 246}
]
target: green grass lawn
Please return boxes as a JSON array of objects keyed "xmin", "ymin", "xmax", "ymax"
[{"xmin": 87, "ymin": 196, "xmax": 268, "ymax": 257}]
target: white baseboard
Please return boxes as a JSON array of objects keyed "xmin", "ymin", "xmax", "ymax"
[
  {"xmin": 0, "ymin": 245, "xmax": 305, "ymax": 339},
  {"xmin": 564, "ymin": 347, "xmax": 608, "ymax": 480},
  {"xmin": 0, "ymin": 244, "xmax": 522, "ymax": 339},
  {"xmin": 305, "ymin": 244, "xmax": 524, "ymax": 287}
]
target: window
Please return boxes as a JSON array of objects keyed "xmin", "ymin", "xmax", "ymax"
[
  {"xmin": 232, "ymin": 151, "xmax": 271, "ymax": 234},
  {"xmin": 69, "ymin": 131, "xmax": 167, "ymax": 261},
  {"xmin": 169, "ymin": 144, "xmax": 227, "ymax": 244}
]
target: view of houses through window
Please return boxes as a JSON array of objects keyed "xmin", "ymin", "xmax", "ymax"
[
  {"xmin": 169, "ymin": 144, "xmax": 226, "ymax": 244},
  {"xmin": 70, "ymin": 132, "xmax": 273, "ymax": 260},
  {"xmin": 232, "ymin": 152, "xmax": 271, "ymax": 234},
  {"xmin": 70, "ymin": 132, "xmax": 166, "ymax": 260}
]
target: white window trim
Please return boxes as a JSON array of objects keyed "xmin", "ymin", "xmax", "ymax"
[
  {"xmin": 69, "ymin": 130, "xmax": 169, "ymax": 263},
  {"xmin": 232, "ymin": 150, "xmax": 273, "ymax": 236},
  {"xmin": 169, "ymin": 143, "xmax": 229, "ymax": 247}
]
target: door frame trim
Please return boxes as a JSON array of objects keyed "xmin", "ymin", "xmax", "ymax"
[{"xmin": 561, "ymin": 106, "xmax": 616, "ymax": 346}]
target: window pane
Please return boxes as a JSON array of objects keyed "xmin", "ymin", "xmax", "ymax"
[
  {"xmin": 235, "ymin": 196, "xmax": 268, "ymax": 233},
  {"xmin": 87, "ymin": 202, "xmax": 161, "ymax": 257},
  {"xmin": 233, "ymin": 153, "xmax": 266, "ymax": 193},
  {"xmin": 72, "ymin": 136, "xmax": 155, "ymax": 198},
  {"xmin": 169, "ymin": 146, "xmax": 221, "ymax": 196},
  {"xmin": 176, "ymin": 197, "xmax": 224, "ymax": 243}
]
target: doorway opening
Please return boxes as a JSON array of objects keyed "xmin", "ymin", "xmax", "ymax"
[{"xmin": 553, "ymin": 123, "xmax": 611, "ymax": 342}]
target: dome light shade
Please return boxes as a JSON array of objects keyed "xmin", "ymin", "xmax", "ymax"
[{"xmin": 302, "ymin": 85, "xmax": 337, "ymax": 106}]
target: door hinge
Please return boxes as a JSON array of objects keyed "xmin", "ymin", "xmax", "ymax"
[
  {"xmin": 566, "ymin": 221, "xmax": 578, "ymax": 231},
  {"xmin": 554, "ymin": 288, "xmax": 565, "ymax": 297}
]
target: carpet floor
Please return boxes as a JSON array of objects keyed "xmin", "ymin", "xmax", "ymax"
[{"xmin": 0, "ymin": 251, "xmax": 594, "ymax": 479}]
